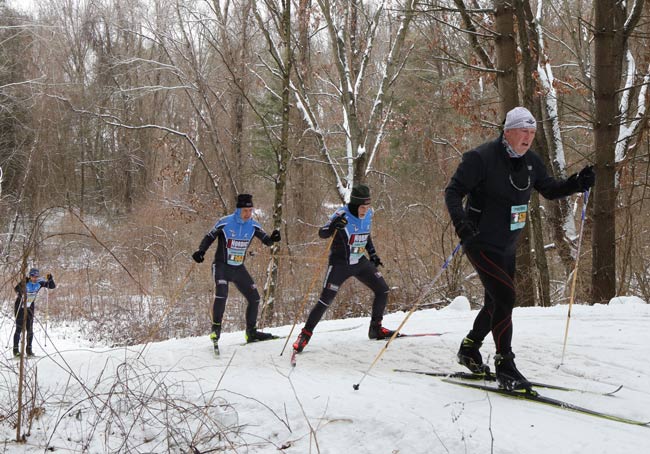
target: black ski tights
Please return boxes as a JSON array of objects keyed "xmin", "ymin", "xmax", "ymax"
[
  {"xmin": 305, "ymin": 260, "xmax": 389, "ymax": 332},
  {"xmin": 211, "ymin": 263, "xmax": 261, "ymax": 331},
  {"xmin": 13, "ymin": 306, "xmax": 35, "ymax": 350},
  {"xmin": 464, "ymin": 247, "xmax": 516, "ymax": 354}
]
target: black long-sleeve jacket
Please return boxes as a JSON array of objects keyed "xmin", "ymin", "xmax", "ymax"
[{"xmin": 445, "ymin": 136, "xmax": 580, "ymax": 254}]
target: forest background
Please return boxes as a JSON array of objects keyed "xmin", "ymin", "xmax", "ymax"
[{"xmin": 1, "ymin": 0, "xmax": 649, "ymax": 347}]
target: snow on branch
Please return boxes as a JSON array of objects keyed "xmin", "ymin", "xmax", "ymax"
[
  {"xmin": 616, "ymin": 54, "xmax": 649, "ymax": 164},
  {"xmin": 535, "ymin": 0, "xmax": 566, "ymax": 174},
  {"xmin": 290, "ymin": 79, "xmax": 346, "ymax": 194},
  {"xmin": 354, "ymin": 2, "xmax": 385, "ymax": 99}
]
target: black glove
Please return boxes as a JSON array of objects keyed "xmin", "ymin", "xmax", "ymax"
[
  {"xmin": 330, "ymin": 214, "xmax": 348, "ymax": 231},
  {"xmin": 576, "ymin": 165, "xmax": 595, "ymax": 191},
  {"xmin": 270, "ymin": 229, "xmax": 281, "ymax": 243},
  {"xmin": 192, "ymin": 250, "xmax": 205, "ymax": 263},
  {"xmin": 369, "ymin": 254, "xmax": 383, "ymax": 268},
  {"xmin": 455, "ymin": 219, "xmax": 479, "ymax": 244}
]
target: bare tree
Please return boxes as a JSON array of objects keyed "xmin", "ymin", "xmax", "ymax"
[{"xmin": 293, "ymin": 0, "xmax": 418, "ymax": 200}]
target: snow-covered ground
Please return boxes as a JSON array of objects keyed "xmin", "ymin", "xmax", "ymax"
[{"xmin": 2, "ymin": 297, "xmax": 649, "ymax": 453}]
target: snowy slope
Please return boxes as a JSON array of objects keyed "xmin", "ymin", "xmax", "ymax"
[{"xmin": 2, "ymin": 298, "xmax": 649, "ymax": 453}]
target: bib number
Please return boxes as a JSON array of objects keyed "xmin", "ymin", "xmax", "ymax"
[
  {"xmin": 349, "ymin": 233, "xmax": 369, "ymax": 265},
  {"xmin": 510, "ymin": 204, "xmax": 528, "ymax": 231},
  {"xmin": 227, "ymin": 252, "xmax": 245, "ymax": 266}
]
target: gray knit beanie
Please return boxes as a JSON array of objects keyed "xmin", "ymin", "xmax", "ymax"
[{"xmin": 504, "ymin": 107, "xmax": 537, "ymax": 130}]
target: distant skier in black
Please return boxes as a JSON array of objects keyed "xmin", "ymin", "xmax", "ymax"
[
  {"xmin": 445, "ymin": 106, "xmax": 595, "ymax": 391},
  {"xmin": 192, "ymin": 193, "xmax": 281, "ymax": 351},
  {"xmin": 13, "ymin": 268, "xmax": 56, "ymax": 357},
  {"xmin": 292, "ymin": 184, "xmax": 396, "ymax": 353}
]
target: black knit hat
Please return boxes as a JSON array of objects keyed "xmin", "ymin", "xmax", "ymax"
[
  {"xmin": 349, "ymin": 185, "xmax": 371, "ymax": 205},
  {"xmin": 236, "ymin": 193, "xmax": 254, "ymax": 208}
]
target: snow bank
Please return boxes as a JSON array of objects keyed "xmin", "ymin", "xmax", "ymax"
[
  {"xmin": 442, "ymin": 295, "xmax": 471, "ymax": 311},
  {"xmin": 609, "ymin": 295, "xmax": 646, "ymax": 305}
]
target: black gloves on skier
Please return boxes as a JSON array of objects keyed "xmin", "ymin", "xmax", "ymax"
[
  {"xmin": 270, "ymin": 229, "xmax": 281, "ymax": 243},
  {"xmin": 192, "ymin": 250, "xmax": 205, "ymax": 263},
  {"xmin": 456, "ymin": 219, "xmax": 479, "ymax": 244},
  {"xmin": 262, "ymin": 229, "xmax": 282, "ymax": 246},
  {"xmin": 369, "ymin": 254, "xmax": 383, "ymax": 268},
  {"xmin": 568, "ymin": 165, "xmax": 595, "ymax": 192},
  {"xmin": 330, "ymin": 214, "xmax": 348, "ymax": 231}
]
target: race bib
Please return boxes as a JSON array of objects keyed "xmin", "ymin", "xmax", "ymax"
[
  {"xmin": 226, "ymin": 238, "xmax": 248, "ymax": 266},
  {"xmin": 349, "ymin": 233, "xmax": 369, "ymax": 265},
  {"xmin": 510, "ymin": 204, "xmax": 528, "ymax": 231}
]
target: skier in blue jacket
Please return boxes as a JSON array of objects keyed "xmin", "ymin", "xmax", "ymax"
[
  {"xmin": 13, "ymin": 268, "xmax": 56, "ymax": 357},
  {"xmin": 292, "ymin": 184, "xmax": 396, "ymax": 353},
  {"xmin": 192, "ymin": 194, "xmax": 281, "ymax": 351},
  {"xmin": 445, "ymin": 107, "xmax": 595, "ymax": 391}
]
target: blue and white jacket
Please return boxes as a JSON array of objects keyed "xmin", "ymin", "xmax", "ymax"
[
  {"xmin": 197, "ymin": 208, "xmax": 274, "ymax": 266},
  {"xmin": 319, "ymin": 205, "xmax": 377, "ymax": 266},
  {"xmin": 14, "ymin": 276, "xmax": 56, "ymax": 312}
]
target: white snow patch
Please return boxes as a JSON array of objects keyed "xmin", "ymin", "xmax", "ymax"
[
  {"xmin": 609, "ymin": 295, "xmax": 646, "ymax": 305},
  {"xmin": 442, "ymin": 295, "xmax": 471, "ymax": 311}
]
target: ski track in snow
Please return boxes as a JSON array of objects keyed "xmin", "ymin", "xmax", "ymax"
[{"xmin": 1, "ymin": 302, "xmax": 649, "ymax": 453}]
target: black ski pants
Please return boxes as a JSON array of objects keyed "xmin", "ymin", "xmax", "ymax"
[
  {"xmin": 464, "ymin": 246, "xmax": 517, "ymax": 354},
  {"xmin": 13, "ymin": 300, "xmax": 35, "ymax": 351},
  {"xmin": 305, "ymin": 259, "xmax": 389, "ymax": 332},
  {"xmin": 212, "ymin": 262, "xmax": 261, "ymax": 334}
]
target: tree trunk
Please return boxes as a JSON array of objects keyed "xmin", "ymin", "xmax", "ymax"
[
  {"xmin": 514, "ymin": 0, "xmax": 552, "ymax": 307},
  {"xmin": 292, "ymin": 0, "xmax": 320, "ymax": 229},
  {"xmin": 494, "ymin": 0, "xmax": 519, "ymax": 116},
  {"xmin": 495, "ymin": 0, "xmax": 535, "ymax": 307},
  {"xmin": 592, "ymin": 0, "xmax": 623, "ymax": 304},
  {"xmin": 262, "ymin": 0, "xmax": 292, "ymax": 326}
]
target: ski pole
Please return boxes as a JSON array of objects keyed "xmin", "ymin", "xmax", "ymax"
[
  {"xmin": 45, "ymin": 287, "xmax": 49, "ymax": 347},
  {"xmin": 560, "ymin": 189, "xmax": 590, "ymax": 365},
  {"xmin": 353, "ymin": 242, "xmax": 462, "ymax": 390},
  {"xmin": 280, "ymin": 233, "xmax": 336, "ymax": 356}
]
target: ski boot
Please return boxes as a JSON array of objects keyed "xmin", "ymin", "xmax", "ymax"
[
  {"xmin": 368, "ymin": 321, "xmax": 397, "ymax": 340},
  {"xmin": 210, "ymin": 324, "xmax": 221, "ymax": 355},
  {"xmin": 26, "ymin": 347, "xmax": 35, "ymax": 357},
  {"xmin": 209, "ymin": 332, "xmax": 220, "ymax": 355},
  {"xmin": 457, "ymin": 337, "xmax": 491, "ymax": 375},
  {"xmin": 292, "ymin": 328, "xmax": 312, "ymax": 353},
  {"xmin": 245, "ymin": 327, "xmax": 276, "ymax": 343},
  {"xmin": 13, "ymin": 347, "xmax": 20, "ymax": 358},
  {"xmin": 495, "ymin": 352, "xmax": 531, "ymax": 392}
]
